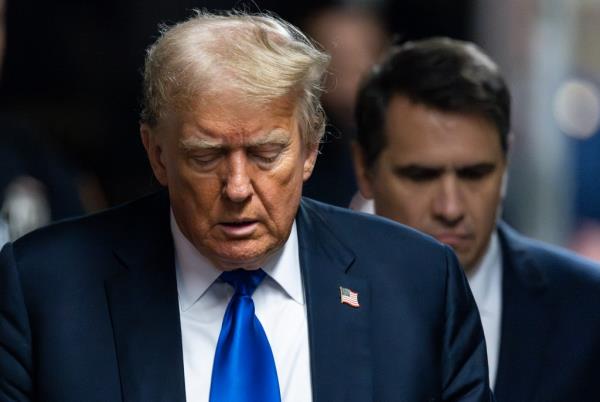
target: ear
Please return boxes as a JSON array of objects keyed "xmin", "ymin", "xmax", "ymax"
[
  {"xmin": 140, "ymin": 123, "xmax": 169, "ymax": 186},
  {"xmin": 302, "ymin": 142, "xmax": 320, "ymax": 181},
  {"xmin": 351, "ymin": 141, "xmax": 375, "ymax": 199},
  {"xmin": 507, "ymin": 131, "xmax": 515, "ymax": 153},
  {"xmin": 499, "ymin": 131, "xmax": 513, "ymax": 199}
]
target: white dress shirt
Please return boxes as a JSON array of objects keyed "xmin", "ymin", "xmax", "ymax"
[
  {"xmin": 348, "ymin": 192, "xmax": 503, "ymax": 387},
  {"xmin": 348, "ymin": 192, "xmax": 375, "ymax": 214},
  {"xmin": 171, "ymin": 213, "xmax": 312, "ymax": 402},
  {"xmin": 466, "ymin": 232, "xmax": 503, "ymax": 389}
]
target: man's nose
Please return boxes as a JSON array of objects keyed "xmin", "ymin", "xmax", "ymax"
[
  {"xmin": 432, "ymin": 175, "xmax": 465, "ymax": 226},
  {"xmin": 223, "ymin": 151, "xmax": 253, "ymax": 203}
]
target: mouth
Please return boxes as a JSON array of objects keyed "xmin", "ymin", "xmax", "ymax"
[
  {"xmin": 218, "ymin": 220, "xmax": 259, "ymax": 238},
  {"xmin": 434, "ymin": 232, "xmax": 473, "ymax": 249}
]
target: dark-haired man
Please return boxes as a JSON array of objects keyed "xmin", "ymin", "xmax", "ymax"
[{"xmin": 352, "ymin": 37, "xmax": 600, "ymax": 402}]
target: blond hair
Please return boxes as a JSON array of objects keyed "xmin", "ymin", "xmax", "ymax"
[{"xmin": 141, "ymin": 10, "xmax": 330, "ymax": 145}]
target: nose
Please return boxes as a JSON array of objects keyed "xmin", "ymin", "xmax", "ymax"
[
  {"xmin": 223, "ymin": 151, "xmax": 253, "ymax": 203},
  {"xmin": 432, "ymin": 174, "xmax": 465, "ymax": 226}
]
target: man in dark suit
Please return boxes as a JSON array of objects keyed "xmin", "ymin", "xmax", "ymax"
[
  {"xmin": 352, "ymin": 37, "xmax": 600, "ymax": 401},
  {"xmin": 0, "ymin": 12, "xmax": 493, "ymax": 402}
]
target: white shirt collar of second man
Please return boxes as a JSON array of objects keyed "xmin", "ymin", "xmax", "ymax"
[{"xmin": 466, "ymin": 230, "xmax": 503, "ymax": 388}]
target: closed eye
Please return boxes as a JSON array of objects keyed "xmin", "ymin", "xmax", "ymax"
[
  {"xmin": 457, "ymin": 164, "xmax": 496, "ymax": 180},
  {"xmin": 249, "ymin": 144, "xmax": 286, "ymax": 165},
  {"xmin": 189, "ymin": 150, "xmax": 224, "ymax": 168}
]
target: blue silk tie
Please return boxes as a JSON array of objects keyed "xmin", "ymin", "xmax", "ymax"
[{"xmin": 209, "ymin": 268, "xmax": 281, "ymax": 402}]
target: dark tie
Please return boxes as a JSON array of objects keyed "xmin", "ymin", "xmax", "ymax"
[{"xmin": 209, "ymin": 268, "xmax": 281, "ymax": 402}]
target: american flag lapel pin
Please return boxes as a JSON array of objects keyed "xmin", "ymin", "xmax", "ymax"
[{"xmin": 339, "ymin": 286, "xmax": 360, "ymax": 308}]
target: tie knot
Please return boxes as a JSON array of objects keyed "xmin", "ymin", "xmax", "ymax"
[{"xmin": 220, "ymin": 268, "xmax": 266, "ymax": 296}]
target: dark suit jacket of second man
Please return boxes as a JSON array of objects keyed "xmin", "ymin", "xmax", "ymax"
[{"xmin": 494, "ymin": 223, "xmax": 600, "ymax": 402}]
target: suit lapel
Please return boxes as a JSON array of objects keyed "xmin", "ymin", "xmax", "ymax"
[
  {"xmin": 297, "ymin": 200, "xmax": 373, "ymax": 402},
  {"xmin": 494, "ymin": 223, "xmax": 552, "ymax": 401},
  {"xmin": 104, "ymin": 193, "xmax": 186, "ymax": 402}
]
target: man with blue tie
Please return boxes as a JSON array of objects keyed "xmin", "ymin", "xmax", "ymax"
[
  {"xmin": 351, "ymin": 38, "xmax": 600, "ymax": 401},
  {"xmin": 0, "ymin": 12, "xmax": 493, "ymax": 401}
]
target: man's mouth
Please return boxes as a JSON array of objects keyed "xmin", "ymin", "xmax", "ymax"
[
  {"xmin": 434, "ymin": 232, "xmax": 473, "ymax": 249},
  {"xmin": 218, "ymin": 220, "xmax": 259, "ymax": 237}
]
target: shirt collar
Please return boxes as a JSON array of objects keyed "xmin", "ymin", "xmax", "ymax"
[
  {"xmin": 171, "ymin": 212, "xmax": 222, "ymax": 312},
  {"xmin": 467, "ymin": 230, "xmax": 502, "ymax": 315},
  {"xmin": 171, "ymin": 211, "xmax": 304, "ymax": 312},
  {"xmin": 261, "ymin": 220, "xmax": 305, "ymax": 305}
]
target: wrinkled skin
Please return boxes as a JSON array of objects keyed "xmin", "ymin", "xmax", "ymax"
[{"xmin": 142, "ymin": 95, "xmax": 318, "ymax": 271}]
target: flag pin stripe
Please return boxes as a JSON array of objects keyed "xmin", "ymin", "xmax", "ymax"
[{"xmin": 339, "ymin": 286, "xmax": 360, "ymax": 308}]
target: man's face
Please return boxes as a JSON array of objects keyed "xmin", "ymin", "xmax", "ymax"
[
  {"xmin": 354, "ymin": 96, "xmax": 507, "ymax": 272},
  {"xmin": 142, "ymin": 94, "xmax": 318, "ymax": 271}
]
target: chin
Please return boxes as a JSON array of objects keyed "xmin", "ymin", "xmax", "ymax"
[
  {"xmin": 206, "ymin": 236, "xmax": 283, "ymax": 270},
  {"xmin": 215, "ymin": 256, "xmax": 264, "ymax": 271},
  {"xmin": 214, "ymin": 248, "xmax": 270, "ymax": 270},
  {"xmin": 460, "ymin": 255, "xmax": 481, "ymax": 273}
]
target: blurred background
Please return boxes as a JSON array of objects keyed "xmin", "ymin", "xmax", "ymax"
[{"xmin": 0, "ymin": 0, "xmax": 598, "ymax": 260}]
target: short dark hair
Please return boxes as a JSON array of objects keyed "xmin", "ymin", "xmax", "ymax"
[{"xmin": 354, "ymin": 37, "xmax": 511, "ymax": 168}]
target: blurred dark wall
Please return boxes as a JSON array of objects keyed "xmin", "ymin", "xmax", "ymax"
[{"xmin": 0, "ymin": 0, "xmax": 474, "ymax": 208}]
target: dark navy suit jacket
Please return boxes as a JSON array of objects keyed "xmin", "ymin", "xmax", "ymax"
[
  {"xmin": 494, "ymin": 223, "xmax": 600, "ymax": 402},
  {"xmin": 0, "ymin": 192, "xmax": 492, "ymax": 401}
]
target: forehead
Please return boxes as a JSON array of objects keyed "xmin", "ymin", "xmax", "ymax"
[
  {"xmin": 383, "ymin": 95, "xmax": 503, "ymax": 163},
  {"xmin": 164, "ymin": 93, "xmax": 300, "ymax": 145}
]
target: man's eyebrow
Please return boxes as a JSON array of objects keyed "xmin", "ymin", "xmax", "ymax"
[
  {"xmin": 394, "ymin": 162, "xmax": 497, "ymax": 171},
  {"xmin": 455, "ymin": 163, "xmax": 497, "ymax": 176},
  {"xmin": 394, "ymin": 164, "xmax": 444, "ymax": 174},
  {"xmin": 179, "ymin": 136, "xmax": 223, "ymax": 151},
  {"xmin": 178, "ymin": 128, "xmax": 292, "ymax": 151},
  {"xmin": 248, "ymin": 129, "xmax": 292, "ymax": 147},
  {"xmin": 456, "ymin": 162, "xmax": 496, "ymax": 171}
]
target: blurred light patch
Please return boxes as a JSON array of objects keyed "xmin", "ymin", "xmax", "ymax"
[{"xmin": 553, "ymin": 78, "xmax": 600, "ymax": 139}]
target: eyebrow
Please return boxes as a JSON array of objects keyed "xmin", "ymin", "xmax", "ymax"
[
  {"xmin": 396, "ymin": 161, "xmax": 496, "ymax": 169},
  {"xmin": 248, "ymin": 129, "xmax": 291, "ymax": 147},
  {"xmin": 393, "ymin": 165, "xmax": 444, "ymax": 179},
  {"xmin": 456, "ymin": 163, "xmax": 496, "ymax": 174},
  {"xmin": 179, "ymin": 136, "xmax": 222, "ymax": 151},
  {"xmin": 394, "ymin": 164, "xmax": 443, "ymax": 173},
  {"xmin": 394, "ymin": 162, "xmax": 497, "ymax": 175},
  {"xmin": 179, "ymin": 128, "xmax": 291, "ymax": 151}
]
